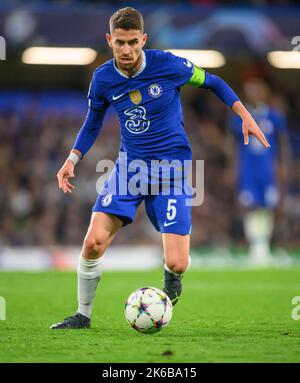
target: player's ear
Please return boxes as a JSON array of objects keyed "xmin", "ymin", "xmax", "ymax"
[
  {"xmin": 141, "ymin": 33, "xmax": 148, "ymax": 47},
  {"xmin": 106, "ymin": 33, "xmax": 113, "ymax": 49}
]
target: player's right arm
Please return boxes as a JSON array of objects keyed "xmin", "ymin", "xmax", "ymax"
[{"xmin": 57, "ymin": 72, "xmax": 109, "ymax": 193}]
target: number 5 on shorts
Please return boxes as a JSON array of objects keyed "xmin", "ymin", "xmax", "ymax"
[{"xmin": 167, "ymin": 199, "xmax": 177, "ymax": 221}]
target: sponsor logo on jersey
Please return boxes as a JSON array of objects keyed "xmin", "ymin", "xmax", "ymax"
[
  {"xmin": 101, "ymin": 193, "xmax": 112, "ymax": 207},
  {"xmin": 129, "ymin": 90, "xmax": 142, "ymax": 105},
  {"xmin": 124, "ymin": 106, "xmax": 150, "ymax": 134},
  {"xmin": 148, "ymin": 83, "xmax": 162, "ymax": 98}
]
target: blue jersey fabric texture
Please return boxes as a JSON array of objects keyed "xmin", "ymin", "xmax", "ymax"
[
  {"xmin": 73, "ymin": 50, "xmax": 240, "ymax": 159},
  {"xmin": 93, "ymin": 159, "xmax": 193, "ymax": 235},
  {"xmin": 229, "ymin": 104, "xmax": 287, "ymax": 208},
  {"xmin": 76, "ymin": 49, "xmax": 198, "ymax": 234},
  {"xmin": 73, "ymin": 49, "xmax": 239, "ymax": 233},
  {"xmin": 203, "ymin": 72, "xmax": 239, "ymax": 107},
  {"xmin": 73, "ymin": 109, "xmax": 107, "ymax": 155},
  {"xmin": 74, "ymin": 49, "xmax": 194, "ymax": 164}
]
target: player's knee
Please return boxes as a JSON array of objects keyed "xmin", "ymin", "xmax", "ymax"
[
  {"xmin": 166, "ymin": 256, "xmax": 189, "ymax": 274},
  {"xmin": 83, "ymin": 235, "xmax": 108, "ymax": 259}
]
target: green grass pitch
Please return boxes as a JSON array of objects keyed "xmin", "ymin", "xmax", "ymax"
[{"xmin": 0, "ymin": 268, "xmax": 300, "ymax": 363}]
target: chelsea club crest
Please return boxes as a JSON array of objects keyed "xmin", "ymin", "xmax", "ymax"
[
  {"xmin": 148, "ymin": 83, "xmax": 162, "ymax": 98},
  {"xmin": 101, "ymin": 193, "xmax": 112, "ymax": 207}
]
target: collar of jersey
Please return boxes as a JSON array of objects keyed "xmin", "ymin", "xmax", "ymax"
[{"xmin": 113, "ymin": 50, "xmax": 146, "ymax": 78}]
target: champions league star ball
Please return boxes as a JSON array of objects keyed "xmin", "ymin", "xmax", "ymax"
[{"xmin": 125, "ymin": 287, "xmax": 173, "ymax": 334}]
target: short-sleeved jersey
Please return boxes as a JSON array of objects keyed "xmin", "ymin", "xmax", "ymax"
[
  {"xmin": 88, "ymin": 49, "xmax": 195, "ymax": 164},
  {"xmin": 229, "ymin": 104, "xmax": 287, "ymax": 177}
]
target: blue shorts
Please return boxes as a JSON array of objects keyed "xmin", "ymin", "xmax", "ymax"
[
  {"xmin": 238, "ymin": 174, "xmax": 278, "ymax": 208},
  {"xmin": 93, "ymin": 162, "xmax": 192, "ymax": 235}
]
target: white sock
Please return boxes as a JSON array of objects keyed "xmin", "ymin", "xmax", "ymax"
[
  {"xmin": 243, "ymin": 209, "xmax": 274, "ymax": 261},
  {"xmin": 77, "ymin": 255, "xmax": 103, "ymax": 319},
  {"xmin": 164, "ymin": 255, "xmax": 191, "ymax": 276}
]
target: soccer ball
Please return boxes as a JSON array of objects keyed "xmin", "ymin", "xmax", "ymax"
[{"xmin": 125, "ymin": 287, "xmax": 173, "ymax": 334}]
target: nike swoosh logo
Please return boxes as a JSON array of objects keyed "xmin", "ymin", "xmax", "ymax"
[
  {"xmin": 163, "ymin": 221, "xmax": 177, "ymax": 227},
  {"xmin": 183, "ymin": 60, "xmax": 192, "ymax": 68},
  {"xmin": 112, "ymin": 93, "xmax": 125, "ymax": 101}
]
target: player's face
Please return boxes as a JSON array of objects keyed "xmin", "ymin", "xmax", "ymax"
[
  {"xmin": 106, "ymin": 29, "xmax": 147, "ymax": 75},
  {"xmin": 243, "ymin": 80, "xmax": 270, "ymax": 107}
]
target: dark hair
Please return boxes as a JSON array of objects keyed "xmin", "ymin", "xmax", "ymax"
[{"xmin": 109, "ymin": 7, "xmax": 144, "ymax": 33}]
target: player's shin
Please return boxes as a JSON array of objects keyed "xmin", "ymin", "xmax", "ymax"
[{"xmin": 77, "ymin": 255, "xmax": 103, "ymax": 318}]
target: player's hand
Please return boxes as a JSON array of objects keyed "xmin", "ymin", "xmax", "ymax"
[
  {"xmin": 242, "ymin": 114, "xmax": 270, "ymax": 148},
  {"xmin": 57, "ymin": 159, "xmax": 76, "ymax": 193}
]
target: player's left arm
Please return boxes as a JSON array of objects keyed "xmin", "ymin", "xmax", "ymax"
[{"xmin": 188, "ymin": 66, "xmax": 270, "ymax": 148}]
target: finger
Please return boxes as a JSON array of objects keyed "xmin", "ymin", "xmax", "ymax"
[
  {"xmin": 63, "ymin": 185, "xmax": 72, "ymax": 193},
  {"xmin": 243, "ymin": 128, "xmax": 249, "ymax": 145},
  {"xmin": 57, "ymin": 173, "xmax": 63, "ymax": 189},
  {"xmin": 62, "ymin": 176, "xmax": 75, "ymax": 190},
  {"xmin": 63, "ymin": 178, "xmax": 75, "ymax": 193},
  {"xmin": 261, "ymin": 137, "xmax": 270, "ymax": 148},
  {"xmin": 65, "ymin": 180, "xmax": 75, "ymax": 189},
  {"xmin": 62, "ymin": 182, "xmax": 68, "ymax": 193},
  {"xmin": 62, "ymin": 180, "xmax": 72, "ymax": 193},
  {"xmin": 258, "ymin": 137, "xmax": 268, "ymax": 148},
  {"xmin": 259, "ymin": 135, "xmax": 269, "ymax": 148},
  {"xmin": 258, "ymin": 132, "xmax": 270, "ymax": 148},
  {"xmin": 61, "ymin": 178, "xmax": 70, "ymax": 193},
  {"xmin": 60, "ymin": 176, "xmax": 68, "ymax": 190},
  {"xmin": 254, "ymin": 125, "xmax": 270, "ymax": 147}
]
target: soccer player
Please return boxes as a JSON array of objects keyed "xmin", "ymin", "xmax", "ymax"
[
  {"xmin": 228, "ymin": 77, "xmax": 290, "ymax": 265},
  {"xmin": 51, "ymin": 7, "xmax": 270, "ymax": 329}
]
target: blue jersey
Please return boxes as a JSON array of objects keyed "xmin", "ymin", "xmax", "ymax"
[
  {"xmin": 229, "ymin": 105, "xmax": 287, "ymax": 208},
  {"xmin": 229, "ymin": 105, "xmax": 286, "ymax": 178},
  {"xmin": 87, "ymin": 49, "xmax": 194, "ymax": 164},
  {"xmin": 73, "ymin": 49, "xmax": 240, "ymax": 232}
]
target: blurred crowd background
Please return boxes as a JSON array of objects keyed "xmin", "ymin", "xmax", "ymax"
[{"xmin": 0, "ymin": 1, "xmax": 300, "ymax": 250}]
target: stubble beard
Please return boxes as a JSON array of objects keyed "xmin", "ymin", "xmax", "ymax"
[{"xmin": 117, "ymin": 52, "xmax": 142, "ymax": 76}]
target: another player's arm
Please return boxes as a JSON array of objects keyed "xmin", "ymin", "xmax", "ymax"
[{"xmin": 188, "ymin": 66, "xmax": 270, "ymax": 148}]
